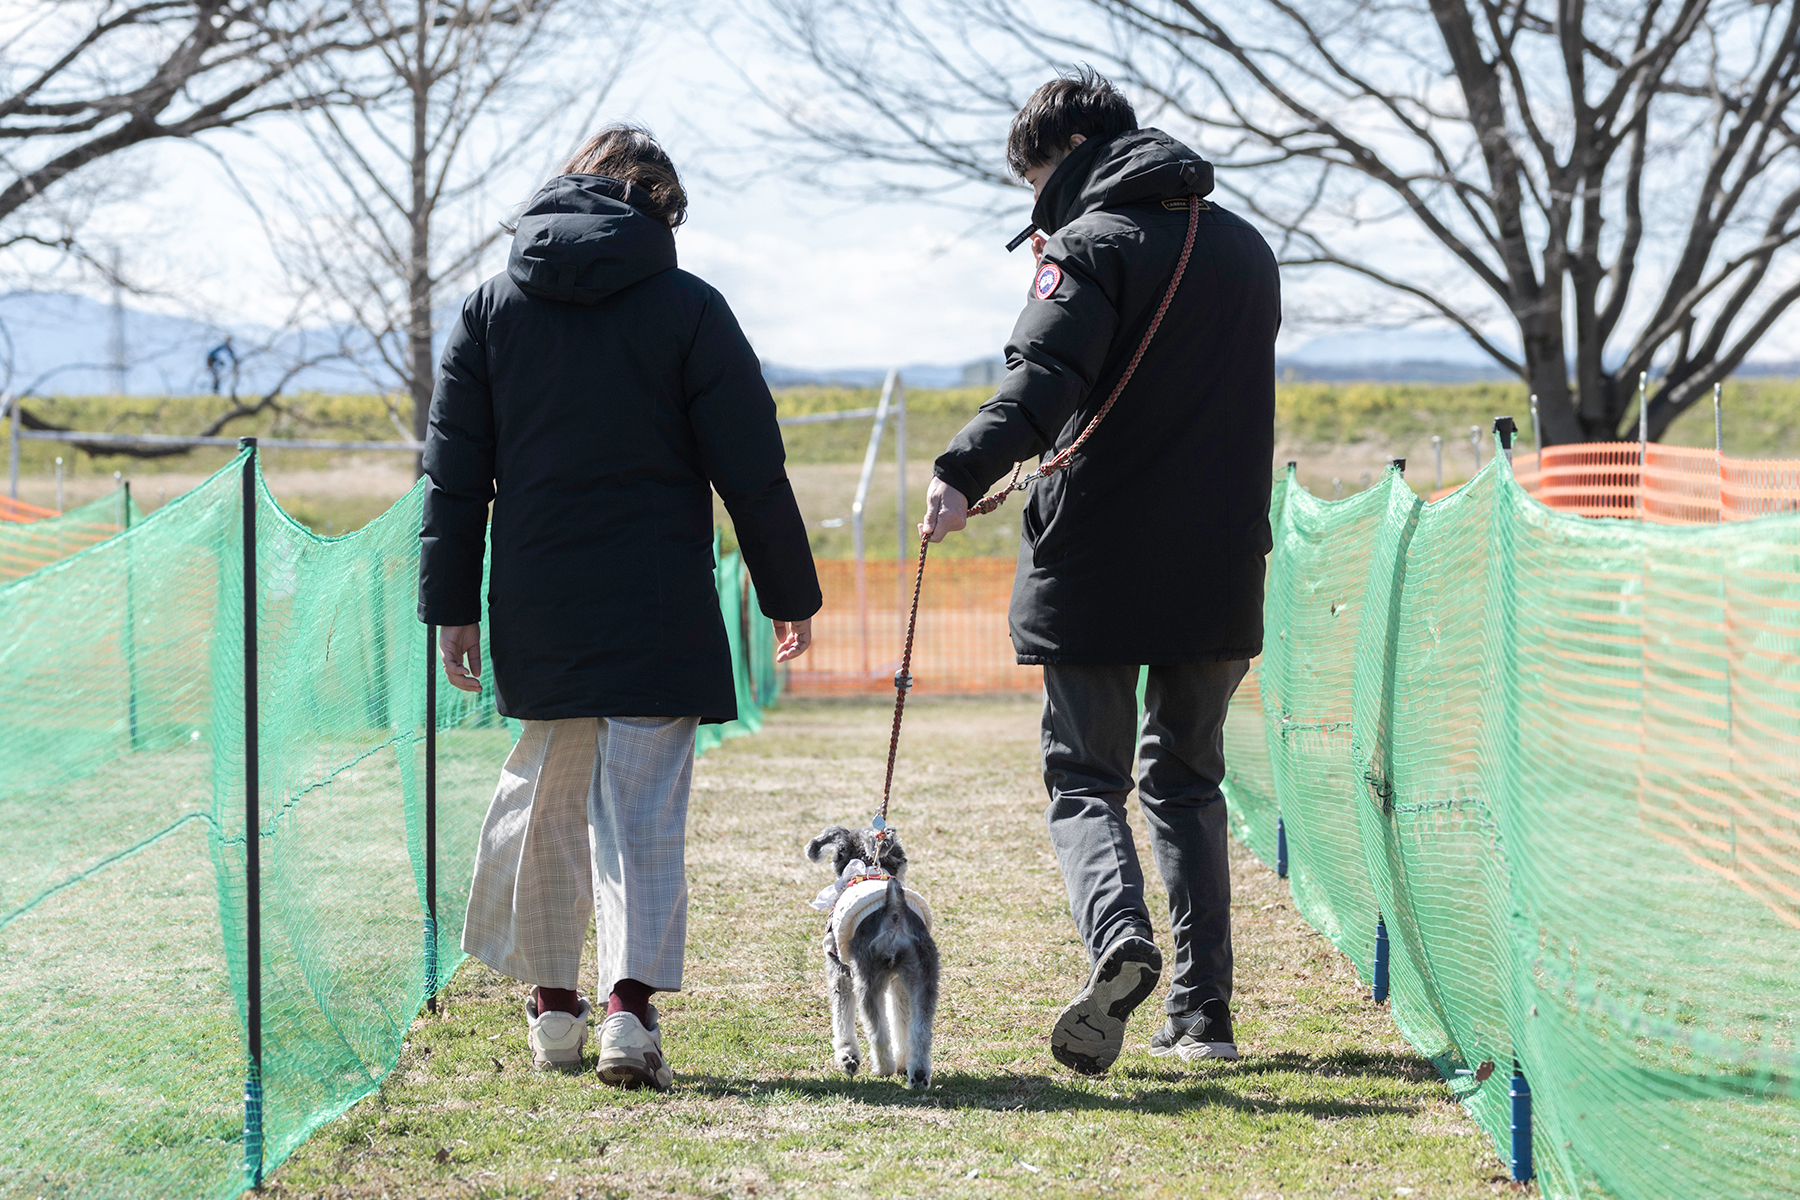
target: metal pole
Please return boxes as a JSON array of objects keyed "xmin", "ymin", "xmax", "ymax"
[
  {"xmin": 239, "ymin": 437, "xmax": 263, "ymax": 1187},
  {"xmin": 1469, "ymin": 425, "xmax": 1482, "ymax": 474},
  {"xmin": 1510, "ymin": 1060, "xmax": 1534, "ymax": 1183},
  {"xmin": 1372, "ymin": 914, "xmax": 1390, "ymax": 1003},
  {"xmin": 1276, "ymin": 815, "xmax": 1288, "ymax": 878},
  {"xmin": 1494, "ymin": 416, "xmax": 1517, "ymax": 463},
  {"xmin": 7, "ymin": 394, "xmax": 17, "ymax": 500},
  {"xmin": 56, "ymin": 457, "xmax": 63, "ymax": 512},
  {"xmin": 1715, "ymin": 382, "xmax": 1726, "ymax": 521},
  {"xmin": 1432, "ymin": 436, "xmax": 1442, "ymax": 492},
  {"xmin": 852, "ymin": 371, "xmax": 896, "ymax": 677},
  {"xmin": 1529, "ymin": 395, "xmax": 1541, "ymax": 474},
  {"xmin": 894, "ymin": 376, "xmax": 907, "ymax": 615},
  {"xmin": 425, "ymin": 622, "xmax": 439, "ymax": 1014},
  {"xmin": 1639, "ymin": 371, "xmax": 1649, "ymax": 518},
  {"xmin": 124, "ymin": 480, "xmax": 139, "ymax": 749}
]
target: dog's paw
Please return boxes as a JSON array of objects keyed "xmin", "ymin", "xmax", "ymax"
[
  {"xmin": 904, "ymin": 1066, "xmax": 931, "ymax": 1090},
  {"xmin": 836, "ymin": 1049, "xmax": 861, "ymax": 1077}
]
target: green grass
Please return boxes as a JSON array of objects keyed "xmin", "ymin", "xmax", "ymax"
[{"xmin": 263, "ymin": 697, "xmax": 1515, "ymax": 1199}]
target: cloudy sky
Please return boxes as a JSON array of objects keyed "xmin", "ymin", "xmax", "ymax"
[
  {"xmin": 34, "ymin": 2, "xmax": 1797, "ymax": 380},
  {"xmin": 68, "ymin": 10, "xmax": 1069, "ymax": 374}
]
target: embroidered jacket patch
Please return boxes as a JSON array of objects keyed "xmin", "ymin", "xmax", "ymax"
[{"xmin": 1033, "ymin": 262, "xmax": 1062, "ymax": 299}]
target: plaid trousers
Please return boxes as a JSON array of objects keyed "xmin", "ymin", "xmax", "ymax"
[{"xmin": 461, "ymin": 716, "xmax": 700, "ymax": 995}]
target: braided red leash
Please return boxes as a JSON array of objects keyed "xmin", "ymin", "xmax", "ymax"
[{"xmin": 875, "ymin": 198, "xmax": 1203, "ymax": 829}]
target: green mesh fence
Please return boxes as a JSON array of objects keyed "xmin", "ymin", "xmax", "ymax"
[
  {"xmin": 0, "ymin": 488, "xmax": 142, "ymax": 583},
  {"xmin": 1222, "ymin": 445, "xmax": 1800, "ymax": 1198},
  {"xmin": 0, "ymin": 447, "xmax": 778, "ymax": 1198}
]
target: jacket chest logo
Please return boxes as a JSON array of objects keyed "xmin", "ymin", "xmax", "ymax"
[{"xmin": 1033, "ymin": 262, "xmax": 1063, "ymax": 300}]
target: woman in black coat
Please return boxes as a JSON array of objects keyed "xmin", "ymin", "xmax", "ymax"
[{"xmin": 417, "ymin": 125, "xmax": 820, "ymax": 1090}]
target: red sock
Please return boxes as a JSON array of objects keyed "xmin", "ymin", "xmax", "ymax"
[
  {"xmin": 535, "ymin": 986, "xmax": 581, "ymax": 1016},
  {"xmin": 606, "ymin": 978, "xmax": 655, "ymax": 1023}
]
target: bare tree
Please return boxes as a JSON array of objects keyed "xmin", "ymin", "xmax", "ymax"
[
  {"xmin": 278, "ymin": 0, "xmax": 643, "ymax": 463},
  {"xmin": 756, "ymin": 0, "xmax": 1800, "ymax": 443},
  {"xmin": 0, "ymin": 1, "xmax": 379, "ymax": 255}
]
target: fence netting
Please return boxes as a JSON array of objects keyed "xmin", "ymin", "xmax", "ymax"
[
  {"xmin": 0, "ymin": 489, "xmax": 140, "ymax": 583},
  {"xmin": 1223, "ymin": 446, "xmax": 1799, "ymax": 1199},
  {"xmin": 0, "ymin": 448, "xmax": 777, "ymax": 1199},
  {"xmin": 790, "ymin": 556, "xmax": 1042, "ymax": 695}
]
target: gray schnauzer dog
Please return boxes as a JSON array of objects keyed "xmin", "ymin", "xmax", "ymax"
[{"xmin": 805, "ymin": 825, "xmax": 940, "ymax": 1088}]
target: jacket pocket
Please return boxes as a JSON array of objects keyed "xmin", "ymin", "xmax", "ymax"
[{"xmin": 1025, "ymin": 469, "xmax": 1071, "ymax": 567}]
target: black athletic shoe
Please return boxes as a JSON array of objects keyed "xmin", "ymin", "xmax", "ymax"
[
  {"xmin": 1051, "ymin": 935, "xmax": 1163, "ymax": 1075},
  {"xmin": 1149, "ymin": 996, "xmax": 1239, "ymax": 1062}
]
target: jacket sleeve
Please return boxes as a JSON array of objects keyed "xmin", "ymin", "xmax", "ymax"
[
  {"xmin": 933, "ymin": 231, "xmax": 1124, "ymax": 503},
  {"xmin": 684, "ymin": 288, "xmax": 822, "ymax": 622},
  {"xmin": 417, "ymin": 299, "xmax": 495, "ymax": 626}
]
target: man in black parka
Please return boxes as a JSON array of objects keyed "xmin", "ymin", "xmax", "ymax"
[
  {"xmin": 922, "ymin": 72, "xmax": 1279, "ymax": 1075},
  {"xmin": 418, "ymin": 127, "xmax": 820, "ymax": 1090}
]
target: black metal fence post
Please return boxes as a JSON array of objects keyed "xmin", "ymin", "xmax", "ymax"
[
  {"xmin": 123, "ymin": 480, "xmax": 140, "ymax": 750},
  {"xmin": 425, "ymin": 622, "xmax": 439, "ymax": 1013},
  {"xmin": 239, "ymin": 438, "xmax": 264, "ymax": 1186}
]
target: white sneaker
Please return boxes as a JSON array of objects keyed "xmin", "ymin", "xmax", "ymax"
[
  {"xmin": 525, "ymin": 996, "xmax": 592, "ymax": 1070},
  {"xmin": 595, "ymin": 1005, "xmax": 673, "ymax": 1091}
]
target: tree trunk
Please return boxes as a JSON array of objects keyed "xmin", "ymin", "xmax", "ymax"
[{"xmin": 407, "ymin": 0, "xmax": 433, "ymax": 479}]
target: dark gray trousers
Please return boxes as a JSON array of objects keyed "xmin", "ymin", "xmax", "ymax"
[{"xmin": 1041, "ymin": 660, "xmax": 1247, "ymax": 1015}]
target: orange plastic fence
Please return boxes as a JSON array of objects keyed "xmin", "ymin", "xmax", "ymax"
[
  {"xmin": 1441, "ymin": 442, "xmax": 1800, "ymax": 524},
  {"xmin": 0, "ymin": 517, "xmax": 126, "ymax": 584},
  {"xmin": 786, "ymin": 556, "xmax": 1043, "ymax": 696},
  {"xmin": 0, "ymin": 494, "xmax": 56, "ymax": 523}
]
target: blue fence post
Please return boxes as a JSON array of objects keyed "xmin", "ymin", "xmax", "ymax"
[
  {"xmin": 1510, "ymin": 1060, "xmax": 1534, "ymax": 1183},
  {"xmin": 1276, "ymin": 815, "xmax": 1288, "ymax": 878},
  {"xmin": 1372, "ymin": 914, "xmax": 1390, "ymax": 1003}
]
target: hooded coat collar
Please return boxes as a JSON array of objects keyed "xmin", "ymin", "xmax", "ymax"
[
  {"xmin": 507, "ymin": 174, "xmax": 676, "ymax": 305},
  {"xmin": 1030, "ymin": 129, "xmax": 1215, "ymax": 237}
]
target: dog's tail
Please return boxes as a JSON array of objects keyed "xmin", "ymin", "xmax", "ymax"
[{"xmin": 883, "ymin": 876, "xmax": 906, "ymax": 920}]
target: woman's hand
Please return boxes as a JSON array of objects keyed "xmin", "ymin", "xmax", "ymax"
[
  {"xmin": 920, "ymin": 476, "xmax": 969, "ymax": 543},
  {"xmin": 439, "ymin": 623, "xmax": 484, "ymax": 693},
  {"xmin": 773, "ymin": 618, "xmax": 813, "ymax": 662}
]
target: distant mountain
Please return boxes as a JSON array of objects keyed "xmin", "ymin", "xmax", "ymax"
[
  {"xmin": 0, "ymin": 292, "xmax": 401, "ymax": 397},
  {"xmin": 759, "ymin": 362, "xmax": 972, "ymax": 389},
  {"xmin": 4, "ymin": 294, "xmax": 1791, "ymax": 397}
]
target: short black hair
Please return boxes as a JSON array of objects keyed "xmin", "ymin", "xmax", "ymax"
[{"xmin": 1006, "ymin": 67, "xmax": 1137, "ymax": 177}]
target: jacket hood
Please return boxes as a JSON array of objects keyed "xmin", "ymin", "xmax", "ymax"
[
  {"xmin": 507, "ymin": 174, "xmax": 676, "ymax": 304},
  {"xmin": 1031, "ymin": 129, "xmax": 1214, "ymax": 237}
]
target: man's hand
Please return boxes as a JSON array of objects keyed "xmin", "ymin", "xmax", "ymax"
[
  {"xmin": 773, "ymin": 618, "xmax": 813, "ymax": 662},
  {"xmin": 920, "ymin": 476, "xmax": 969, "ymax": 543},
  {"xmin": 439, "ymin": 623, "xmax": 484, "ymax": 693}
]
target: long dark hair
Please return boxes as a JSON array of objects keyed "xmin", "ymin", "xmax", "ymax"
[{"xmin": 559, "ymin": 124, "xmax": 688, "ymax": 227}]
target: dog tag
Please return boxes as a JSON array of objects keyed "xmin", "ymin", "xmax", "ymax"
[{"xmin": 870, "ymin": 815, "xmax": 886, "ymax": 831}]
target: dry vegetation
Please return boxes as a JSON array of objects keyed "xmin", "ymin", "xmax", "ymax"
[
  {"xmin": 264, "ymin": 697, "xmax": 1514, "ymax": 1199},
  {"xmin": 13, "ymin": 380, "xmax": 1799, "ymax": 548}
]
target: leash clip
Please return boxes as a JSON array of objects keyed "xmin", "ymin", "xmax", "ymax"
[{"xmin": 894, "ymin": 670, "xmax": 913, "ymax": 692}]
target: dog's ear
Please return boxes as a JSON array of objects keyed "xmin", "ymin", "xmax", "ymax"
[{"xmin": 806, "ymin": 826, "xmax": 857, "ymax": 868}]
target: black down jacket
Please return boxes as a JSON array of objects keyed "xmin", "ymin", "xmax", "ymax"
[
  {"xmin": 417, "ymin": 173, "xmax": 821, "ymax": 723},
  {"xmin": 933, "ymin": 130, "xmax": 1280, "ymax": 664}
]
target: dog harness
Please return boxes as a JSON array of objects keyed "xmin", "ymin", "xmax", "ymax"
[{"xmin": 810, "ymin": 859, "xmax": 933, "ymax": 961}]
